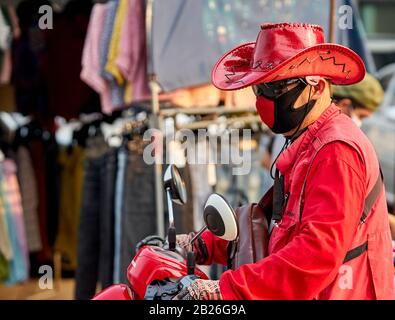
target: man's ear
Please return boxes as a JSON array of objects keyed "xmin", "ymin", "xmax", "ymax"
[{"xmin": 310, "ymin": 79, "xmax": 326, "ymax": 100}]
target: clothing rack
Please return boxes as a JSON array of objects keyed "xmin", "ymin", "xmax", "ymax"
[
  {"xmin": 176, "ymin": 115, "xmax": 264, "ymax": 131},
  {"xmin": 160, "ymin": 106, "xmax": 257, "ymax": 117}
]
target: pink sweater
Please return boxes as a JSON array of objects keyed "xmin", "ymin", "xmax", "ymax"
[
  {"xmin": 80, "ymin": 3, "xmax": 113, "ymax": 114},
  {"xmin": 115, "ymin": 0, "xmax": 150, "ymax": 101}
]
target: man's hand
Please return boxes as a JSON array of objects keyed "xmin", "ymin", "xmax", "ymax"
[
  {"xmin": 173, "ymin": 279, "xmax": 222, "ymax": 300},
  {"xmin": 175, "ymin": 233, "xmax": 195, "ymax": 259},
  {"xmin": 176, "ymin": 232, "xmax": 208, "ymax": 264}
]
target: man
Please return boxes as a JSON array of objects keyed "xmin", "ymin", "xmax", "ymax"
[
  {"xmin": 332, "ymin": 72, "xmax": 384, "ymax": 127},
  {"xmin": 175, "ymin": 23, "xmax": 394, "ymax": 300}
]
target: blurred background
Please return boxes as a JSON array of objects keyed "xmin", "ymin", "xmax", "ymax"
[{"xmin": 0, "ymin": 0, "xmax": 393, "ymax": 300}]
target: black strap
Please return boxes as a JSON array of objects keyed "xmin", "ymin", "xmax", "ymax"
[
  {"xmin": 272, "ymin": 169, "xmax": 284, "ymax": 222},
  {"xmin": 343, "ymin": 241, "xmax": 368, "ymax": 263},
  {"xmin": 360, "ymin": 168, "xmax": 384, "ymax": 223},
  {"xmin": 343, "ymin": 168, "xmax": 384, "ymax": 263}
]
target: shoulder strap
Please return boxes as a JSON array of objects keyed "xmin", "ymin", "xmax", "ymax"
[
  {"xmin": 343, "ymin": 241, "xmax": 368, "ymax": 263},
  {"xmin": 360, "ymin": 168, "xmax": 384, "ymax": 223},
  {"xmin": 272, "ymin": 169, "xmax": 284, "ymax": 222},
  {"xmin": 341, "ymin": 168, "xmax": 384, "ymax": 263}
]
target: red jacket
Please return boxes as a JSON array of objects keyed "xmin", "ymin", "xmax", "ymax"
[{"xmin": 201, "ymin": 104, "xmax": 394, "ymax": 300}]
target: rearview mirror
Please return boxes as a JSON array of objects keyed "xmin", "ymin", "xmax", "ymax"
[
  {"xmin": 203, "ymin": 194, "xmax": 238, "ymax": 241},
  {"xmin": 163, "ymin": 165, "xmax": 187, "ymax": 205}
]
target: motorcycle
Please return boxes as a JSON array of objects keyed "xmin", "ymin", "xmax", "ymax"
[{"xmin": 93, "ymin": 165, "xmax": 239, "ymax": 300}]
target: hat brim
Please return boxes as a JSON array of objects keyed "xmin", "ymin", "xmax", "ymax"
[{"xmin": 212, "ymin": 42, "xmax": 366, "ymax": 91}]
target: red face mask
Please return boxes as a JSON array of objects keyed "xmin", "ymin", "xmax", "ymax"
[
  {"xmin": 255, "ymin": 81, "xmax": 315, "ymax": 134},
  {"xmin": 256, "ymin": 96, "xmax": 275, "ymax": 128}
]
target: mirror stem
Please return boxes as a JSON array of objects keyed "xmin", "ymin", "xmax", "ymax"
[
  {"xmin": 187, "ymin": 251, "xmax": 196, "ymax": 275},
  {"xmin": 166, "ymin": 188, "xmax": 175, "ymax": 228},
  {"xmin": 166, "ymin": 188, "xmax": 176, "ymax": 251}
]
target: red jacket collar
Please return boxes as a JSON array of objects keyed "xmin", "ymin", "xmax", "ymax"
[{"xmin": 276, "ymin": 103, "xmax": 341, "ymax": 175}]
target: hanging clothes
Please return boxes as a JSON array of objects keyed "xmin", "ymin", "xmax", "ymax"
[
  {"xmin": 0, "ymin": 188, "xmax": 13, "ymax": 263},
  {"xmin": 0, "ymin": 251, "xmax": 8, "ymax": 281},
  {"xmin": 27, "ymin": 139, "xmax": 52, "ymax": 264},
  {"xmin": 15, "ymin": 146, "xmax": 42, "ymax": 253},
  {"xmin": 0, "ymin": 7, "xmax": 11, "ymax": 51},
  {"xmin": 105, "ymin": 0, "xmax": 128, "ymax": 86},
  {"xmin": 6, "ymin": 5, "xmax": 20, "ymax": 40},
  {"xmin": 0, "ymin": 6, "xmax": 13, "ymax": 84},
  {"xmin": 2, "ymin": 160, "xmax": 29, "ymax": 272},
  {"xmin": 43, "ymin": 135, "xmax": 60, "ymax": 248},
  {"xmin": 0, "ymin": 159, "xmax": 28, "ymax": 285},
  {"xmin": 54, "ymin": 146, "xmax": 85, "ymax": 271},
  {"xmin": 119, "ymin": 141, "xmax": 156, "ymax": 284},
  {"xmin": 81, "ymin": 2, "xmax": 113, "ymax": 114},
  {"xmin": 100, "ymin": 0, "xmax": 126, "ymax": 110},
  {"xmin": 81, "ymin": 0, "xmax": 150, "ymax": 113},
  {"xmin": 112, "ymin": 145, "xmax": 127, "ymax": 284},
  {"xmin": 100, "ymin": 0, "xmax": 119, "ymax": 82},
  {"xmin": 115, "ymin": 0, "xmax": 150, "ymax": 102},
  {"xmin": 75, "ymin": 136, "xmax": 117, "ymax": 299},
  {"xmin": 46, "ymin": 1, "xmax": 99, "ymax": 119},
  {"xmin": 11, "ymin": 1, "xmax": 49, "ymax": 116},
  {"xmin": 106, "ymin": 0, "xmax": 132, "ymax": 106},
  {"xmin": 106, "ymin": 0, "xmax": 133, "ymax": 106},
  {"xmin": 98, "ymin": 148, "xmax": 118, "ymax": 290},
  {"xmin": 81, "ymin": 0, "xmax": 129, "ymax": 114}
]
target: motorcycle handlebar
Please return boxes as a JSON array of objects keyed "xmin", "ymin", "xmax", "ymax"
[{"xmin": 135, "ymin": 235, "xmax": 165, "ymax": 252}]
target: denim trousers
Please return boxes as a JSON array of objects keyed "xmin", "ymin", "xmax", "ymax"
[
  {"xmin": 75, "ymin": 145, "xmax": 117, "ymax": 300},
  {"xmin": 119, "ymin": 148, "xmax": 156, "ymax": 284}
]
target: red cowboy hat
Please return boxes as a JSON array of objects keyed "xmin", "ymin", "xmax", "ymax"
[{"xmin": 212, "ymin": 23, "xmax": 366, "ymax": 91}]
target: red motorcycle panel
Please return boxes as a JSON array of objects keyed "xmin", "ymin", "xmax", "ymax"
[{"xmin": 92, "ymin": 284, "xmax": 134, "ymax": 300}]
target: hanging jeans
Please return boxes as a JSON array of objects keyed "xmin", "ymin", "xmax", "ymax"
[
  {"xmin": 113, "ymin": 146, "xmax": 128, "ymax": 284},
  {"xmin": 75, "ymin": 144, "xmax": 117, "ymax": 300},
  {"xmin": 119, "ymin": 146, "xmax": 156, "ymax": 284},
  {"xmin": 15, "ymin": 146, "xmax": 42, "ymax": 253},
  {"xmin": 116, "ymin": 143, "xmax": 195, "ymax": 283}
]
